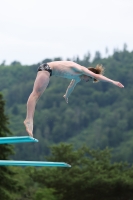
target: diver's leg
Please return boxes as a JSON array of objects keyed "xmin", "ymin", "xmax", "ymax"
[{"xmin": 24, "ymin": 71, "xmax": 50, "ymax": 136}]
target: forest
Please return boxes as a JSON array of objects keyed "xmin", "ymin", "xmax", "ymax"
[
  {"xmin": 0, "ymin": 48, "xmax": 132, "ymax": 162},
  {"xmin": 0, "ymin": 48, "xmax": 133, "ymax": 199}
]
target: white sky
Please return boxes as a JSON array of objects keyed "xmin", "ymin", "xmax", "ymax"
[{"xmin": 0, "ymin": 0, "xmax": 133, "ymax": 65}]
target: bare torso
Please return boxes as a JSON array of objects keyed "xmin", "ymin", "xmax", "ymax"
[{"xmin": 48, "ymin": 61, "xmax": 83, "ymax": 81}]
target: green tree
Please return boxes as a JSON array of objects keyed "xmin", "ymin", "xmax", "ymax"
[
  {"xmin": 34, "ymin": 188, "xmax": 58, "ymax": 200},
  {"xmin": 0, "ymin": 93, "xmax": 21, "ymax": 200},
  {"xmin": 10, "ymin": 61, "xmax": 21, "ymax": 66},
  {"xmin": 29, "ymin": 143, "xmax": 133, "ymax": 200}
]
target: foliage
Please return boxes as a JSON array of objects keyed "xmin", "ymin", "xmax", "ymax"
[
  {"xmin": 0, "ymin": 93, "xmax": 23, "ymax": 200},
  {"xmin": 34, "ymin": 188, "xmax": 58, "ymax": 200},
  {"xmin": 27, "ymin": 143, "xmax": 133, "ymax": 200}
]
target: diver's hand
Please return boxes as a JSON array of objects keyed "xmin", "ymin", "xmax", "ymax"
[
  {"xmin": 113, "ymin": 81, "xmax": 124, "ymax": 88},
  {"xmin": 63, "ymin": 95, "xmax": 68, "ymax": 103}
]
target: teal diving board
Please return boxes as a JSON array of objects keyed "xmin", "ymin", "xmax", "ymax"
[
  {"xmin": 0, "ymin": 136, "xmax": 38, "ymax": 144},
  {"xmin": 0, "ymin": 160, "xmax": 71, "ymax": 167}
]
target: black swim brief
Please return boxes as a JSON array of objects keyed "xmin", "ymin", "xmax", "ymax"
[{"xmin": 37, "ymin": 63, "xmax": 52, "ymax": 76}]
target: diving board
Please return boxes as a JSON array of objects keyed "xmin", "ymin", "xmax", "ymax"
[
  {"xmin": 0, "ymin": 136, "xmax": 71, "ymax": 168},
  {"xmin": 0, "ymin": 160, "xmax": 71, "ymax": 167},
  {"xmin": 0, "ymin": 136, "xmax": 38, "ymax": 144}
]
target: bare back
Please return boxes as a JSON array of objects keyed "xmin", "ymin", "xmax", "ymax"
[{"xmin": 48, "ymin": 61, "xmax": 83, "ymax": 80}]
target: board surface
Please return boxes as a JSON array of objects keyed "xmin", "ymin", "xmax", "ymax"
[
  {"xmin": 0, "ymin": 160, "xmax": 71, "ymax": 167},
  {"xmin": 0, "ymin": 136, "xmax": 38, "ymax": 144}
]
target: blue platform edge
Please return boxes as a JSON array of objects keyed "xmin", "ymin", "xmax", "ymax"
[
  {"xmin": 0, "ymin": 136, "xmax": 38, "ymax": 144},
  {"xmin": 0, "ymin": 160, "xmax": 71, "ymax": 167}
]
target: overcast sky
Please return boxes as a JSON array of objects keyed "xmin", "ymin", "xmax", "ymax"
[{"xmin": 0, "ymin": 0, "xmax": 133, "ymax": 65}]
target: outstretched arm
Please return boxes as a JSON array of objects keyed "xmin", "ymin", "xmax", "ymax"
[
  {"xmin": 63, "ymin": 79, "xmax": 80, "ymax": 103},
  {"xmin": 81, "ymin": 67, "xmax": 124, "ymax": 88}
]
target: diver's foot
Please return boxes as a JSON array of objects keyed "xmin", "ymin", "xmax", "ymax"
[{"xmin": 24, "ymin": 120, "xmax": 33, "ymax": 137}]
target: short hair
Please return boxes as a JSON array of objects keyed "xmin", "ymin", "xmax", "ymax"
[{"xmin": 88, "ymin": 64, "xmax": 104, "ymax": 82}]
